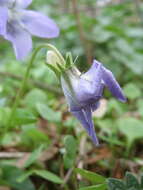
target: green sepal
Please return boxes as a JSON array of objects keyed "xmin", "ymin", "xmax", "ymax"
[
  {"xmin": 56, "ymin": 62, "xmax": 65, "ymax": 73},
  {"xmin": 65, "ymin": 52, "xmax": 74, "ymax": 69},
  {"xmin": 46, "ymin": 63, "xmax": 61, "ymax": 79}
]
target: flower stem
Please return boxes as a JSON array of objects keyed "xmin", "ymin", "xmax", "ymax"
[{"xmin": 7, "ymin": 44, "xmax": 65, "ymax": 129}]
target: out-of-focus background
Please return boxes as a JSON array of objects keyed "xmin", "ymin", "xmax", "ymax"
[{"xmin": 0, "ymin": 0, "xmax": 143, "ymax": 189}]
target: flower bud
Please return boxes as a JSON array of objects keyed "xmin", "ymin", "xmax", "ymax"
[{"xmin": 46, "ymin": 50, "xmax": 61, "ymax": 66}]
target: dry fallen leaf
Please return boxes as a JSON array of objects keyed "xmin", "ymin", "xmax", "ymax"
[
  {"xmin": 0, "ymin": 187, "xmax": 10, "ymax": 190},
  {"xmin": 16, "ymin": 153, "xmax": 30, "ymax": 168}
]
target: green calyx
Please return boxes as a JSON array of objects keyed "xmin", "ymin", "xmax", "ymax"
[{"xmin": 46, "ymin": 45, "xmax": 76, "ymax": 79}]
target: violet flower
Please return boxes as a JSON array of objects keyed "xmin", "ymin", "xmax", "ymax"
[
  {"xmin": 61, "ymin": 60, "xmax": 126, "ymax": 145},
  {"xmin": 0, "ymin": 0, "xmax": 59, "ymax": 60}
]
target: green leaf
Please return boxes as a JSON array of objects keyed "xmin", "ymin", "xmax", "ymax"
[
  {"xmin": 0, "ymin": 179, "xmax": 10, "ymax": 186},
  {"xmin": 99, "ymin": 135, "xmax": 124, "ymax": 147},
  {"xmin": 63, "ymin": 135, "xmax": 77, "ymax": 168},
  {"xmin": 125, "ymin": 172, "xmax": 140, "ymax": 189},
  {"xmin": 107, "ymin": 99, "xmax": 127, "ymax": 115},
  {"xmin": 34, "ymin": 170, "xmax": 63, "ymax": 184},
  {"xmin": 1, "ymin": 165, "xmax": 35, "ymax": 190},
  {"xmin": 12, "ymin": 108, "xmax": 37, "ymax": 126},
  {"xmin": 107, "ymin": 178, "xmax": 126, "ymax": 190},
  {"xmin": 125, "ymin": 28, "xmax": 143, "ymax": 38},
  {"xmin": 79, "ymin": 184, "xmax": 107, "ymax": 190},
  {"xmin": 75, "ymin": 168, "xmax": 106, "ymax": 184},
  {"xmin": 17, "ymin": 171, "xmax": 33, "ymax": 183},
  {"xmin": 117, "ymin": 117, "xmax": 143, "ymax": 147},
  {"xmin": 110, "ymin": 44, "xmax": 143, "ymax": 75},
  {"xmin": 21, "ymin": 127, "xmax": 50, "ymax": 144},
  {"xmin": 92, "ymin": 26, "xmax": 112, "ymax": 43},
  {"xmin": 24, "ymin": 144, "xmax": 45, "ymax": 168},
  {"xmin": 36, "ymin": 103, "xmax": 61, "ymax": 123},
  {"xmin": 64, "ymin": 135, "xmax": 77, "ymax": 156},
  {"xmin": 137, "ymin": 99, "xmax": 143, "ymax": 117},
  {"xmin": 18, "ymin": 169, "xmax": 63, "ymax": 184},
  {"xmin": 38, "ymin": 183, "xmax": 46, "ymax": 190},
  {"xmin": 23, "ymin": 89, "xmax": 47, "ymax": 110},
  {"xmin": 97, "ymin": 119, "xmax": 115, "ymax": 135},
  {"xmin": 0, "ymin": 107, "xmax": 10, "ymax": 126},
  {"xmin": 123, "ymin": 83, "xmax": 141, "ymax": 100},
  {"xmin": 140, "ymin": 175, "xmax": 143, "ymax": 188},
  {"xmin": 1, "ymin": 132, "xmax": 20, "ymax": 146}
]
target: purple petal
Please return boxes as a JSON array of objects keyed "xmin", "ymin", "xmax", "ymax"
[
  {"xmin": 5, "ymin": 21, "xmax": 32, "ymax": 60},
  {"xmin": 72, "ymin": 107, "xmax": 99, "ymax": 145},
  {"xmin": 78, "ymin": 74, "xmax": 104, "ymax": 104},
  {"xmin": 91, "ymin": 101, "xmax": 100, "ymax": 112},
  {"xmin": 21, "ymin": 10, "xmax": 59, "ymax": 38},
  {"xmin": 101, "ymin": 66, "xmax": 126, "ymax": 102},
  {"xmin": 0, "ymin": 6, "xmax": 8, "ymax": 35},
  {"xmin": 14, "ymin": 0, "xmax": 32, "ymax": 8},
  {"xmin": 82, "ymin": 59, "xmax": 102, "ymax": 83},
  {"xmin": 78, "ymin": 60, "xmax": 103, "ymax": 101}
]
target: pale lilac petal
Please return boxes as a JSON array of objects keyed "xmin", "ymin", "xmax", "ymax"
[
  {"xmin": 0, "ymin": 6, "xmax": 8, "ymax": 35},
  {"xmin": 5, "ymin": 21, "xmax": 32, "ymax": 60},
  {"xmin": 14, "ymin": 0, "xmax": 32, "ymax": 8},
  {"xmin": 72, "ymin": 107, "xmax": 99, "ymax": 145},
  {"xmin": 0, "ymin": 0, "xmax": 32, "ymax": 8},
  {"xmin": 101, "ymin": 66, "xmax": 126, "ymax": 102},
  {"xmin": 21, "ymin": 10, "xmax": 59, "ymax": 38},
  {"xmin": 0, "ymin": 0, "xmax": 9, "ymax": 6},
  {"xmin": 61, "ymin": 77, "xmax": 81, "ymax": 111},
  {"xmin": 77, "ymin": 79, "xmax": 96, "ymax": 102}
]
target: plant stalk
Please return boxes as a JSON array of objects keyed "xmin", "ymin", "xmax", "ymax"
[{"xmin": 7, "ymin": 44, "xmax": 65, "ymax": 129}]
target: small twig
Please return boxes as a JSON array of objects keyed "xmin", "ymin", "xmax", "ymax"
[
  {"xmin": 61, "ymin": 0, "xmax": 69, "ymax": 13},
  {"xmin": 77, "ymin": 135, "xmax": 87, "ymax": 180},
  {"xmin": 0, "ymin": 71, "xmax": 62, "ymax": 95},
  {"xmin": 0, "ymin": 152, "xmax": 28, "ymax": 158},
  {"xmin": 71, "ymin": 0, "xmax": 93, "ymax": 64},
  {"xmin": 134, "ymin": 0, "xmax": 143, "ymax": 26},
  {"xmin": 60, "ymin": 135, "xmax": 87, "ymax": 188},
  {"xmin": 61, "ymin": 167, "xmax": 74, "ymax": 189},
  {"xmin": 0, "ymin": 187, "xmax": 10, "ymax": 190}
]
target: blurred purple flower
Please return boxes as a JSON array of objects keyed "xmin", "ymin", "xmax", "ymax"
[
  {"xmin": 61, "ymin": 60, "xmax": 126, "ymax": 145},
  {"xmin": 0, "ymin": 0, "xmax": 59, "ymax": 60}
]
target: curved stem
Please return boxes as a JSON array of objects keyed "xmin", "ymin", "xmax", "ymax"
[
  {"xmin": 7, "ymin": 44, "xmax": 65, "ymax": 129},
  {"xmin": 47, "ymin": 44, "xmax": 66, "ymax": 65}
]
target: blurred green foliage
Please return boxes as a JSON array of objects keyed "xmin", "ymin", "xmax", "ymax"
[{"xmin": 0, "ymin": 0, "xmax": 143, "ymax": 189}]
